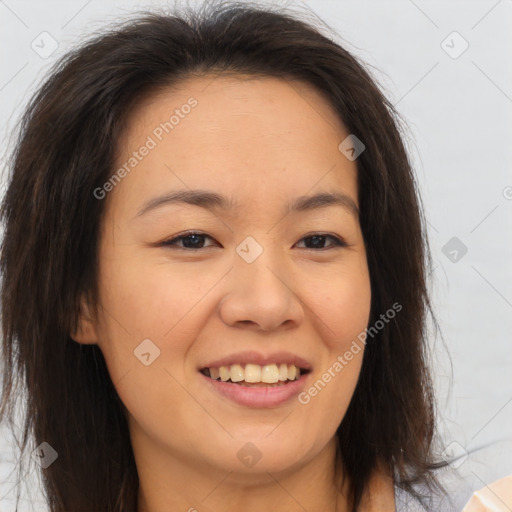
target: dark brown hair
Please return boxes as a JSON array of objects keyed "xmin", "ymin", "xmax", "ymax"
[{"xmin": 0, "ymin": 1, "xmax": 447, "ymax": 510}]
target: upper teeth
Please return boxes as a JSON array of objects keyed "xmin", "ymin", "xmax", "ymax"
[{"xmin": 207, "ymin": 363, "xmax": 301, "ymax": 383}]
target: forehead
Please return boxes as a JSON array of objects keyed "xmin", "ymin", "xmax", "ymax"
[
  {"xmin": 107, "ymin": 74, "xmax": 358, "ymax": 220},
  {"xmin": 128, "ymin": 72, "xmax": 343, "ymax": 124}
]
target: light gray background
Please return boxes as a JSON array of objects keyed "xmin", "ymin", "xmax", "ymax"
[{"xmin": 1, "ymin": 0, "xmax": 511, "ymax": 510}]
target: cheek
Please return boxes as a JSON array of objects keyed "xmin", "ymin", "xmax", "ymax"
[
  {"xmin": 97, "ymin": 254, "xmax": 208, "ymax": 341},
  {"xmin": 94, "ymin": 251, "xmax": 225, "ymax": 404},
  {"xmin": 93, "ymin": 258, "xmax": 208, "ymax": 445},
  {"xmin": 308, "ymin": 262, "xmax": 372, "ymax": 349},
  {"xmin": 293, "ymin": 262, "xmax": 371, "ymax": 432},
  {"xmin": 92, "ymin": 258, "xmax": 178, "ymax": 387}
]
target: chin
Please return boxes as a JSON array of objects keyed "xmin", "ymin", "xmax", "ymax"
[{"xmin": 204, "ymin": 437, "xmax": 314, "ymax": 475}]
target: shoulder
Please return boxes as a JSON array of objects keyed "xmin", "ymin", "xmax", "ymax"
[
  {"xmin": 360, "ymin": 459, "xmax": 474, "ymax": 511},
  {"xmin": 394, "ymin": 465, "xmax": 476, "ymax": 511},
  {"xmin": 359, "ymin": 460, "xmax": 395, "ymax": 512}
]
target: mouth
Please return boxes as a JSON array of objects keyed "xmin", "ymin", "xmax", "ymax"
[
  {"xmin": 199, "ymin": 363, "xmax": 312, "ymax": 408},
  {"xmin": 200, "ymin": 363, "xmax": 311, "ymax": 387}
]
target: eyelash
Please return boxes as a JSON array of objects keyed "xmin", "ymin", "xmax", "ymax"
[{"xmin": 160, "ymin": 230, "xmax": 348, "ymax": 251}]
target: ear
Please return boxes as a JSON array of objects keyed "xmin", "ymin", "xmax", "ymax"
[{"xmin": 70, "ymin": 295, "xmax": 99, "ymax": 345}]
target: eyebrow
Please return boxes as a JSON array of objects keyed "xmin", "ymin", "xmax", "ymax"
[{"xmin": 133, "ymin": 189, "xmax": 359, "ymax": 220}]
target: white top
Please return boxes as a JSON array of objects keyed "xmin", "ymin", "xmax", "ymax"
[{"xmin": 394, "ymin": 466, "xmax": 512, "ymax": 511}]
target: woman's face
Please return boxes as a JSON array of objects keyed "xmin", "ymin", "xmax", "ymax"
[{"xmin": 76, "ymin": 75, "xmax": 371, "ymax": 482}]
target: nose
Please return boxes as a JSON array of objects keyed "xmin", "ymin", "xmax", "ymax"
[{"xmin": 218, "ymin": 248, "xmax": 304, "ymax": 332}]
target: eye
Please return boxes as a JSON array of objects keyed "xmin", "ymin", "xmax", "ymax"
[
  {"xmin": 161, "ymin": 231, "xmax": 217, "ymax": 250},
  {"xmin": 295, "ymin": 233, "xmax": 347, "ymax": 250},
  {"xmin": 160, "ymin": 231, "xmax": 347, "ymax": 251}
]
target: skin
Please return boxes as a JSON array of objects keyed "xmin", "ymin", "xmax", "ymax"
[{"xmin": 72, "ymin": 74, "xmax": 391, "ymax": 511}]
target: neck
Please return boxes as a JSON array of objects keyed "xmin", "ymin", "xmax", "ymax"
[{"xmin": 135, "ymin": 436, "xmax": 352, "ymax": 512}]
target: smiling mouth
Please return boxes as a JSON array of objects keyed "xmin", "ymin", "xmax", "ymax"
[{"xmin": 200, "ymin": 363, "xmax": 310, "ymax": 387}]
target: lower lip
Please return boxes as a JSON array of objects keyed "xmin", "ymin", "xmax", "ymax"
[{"xmin": 200, "ymin": 372, "xmax": 310, "ymax": 408}]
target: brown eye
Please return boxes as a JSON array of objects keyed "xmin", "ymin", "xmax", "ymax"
[
  {"xmin": 161, "ymin": 231, "xmax": 347, "ymax": 251},
  {"xmin": 295, "ymin": 234, "xmax": 347, "ymax": 250},
  {"xmin": 161, "ymin": 231, "xmax": 217, "ymax": 250}
]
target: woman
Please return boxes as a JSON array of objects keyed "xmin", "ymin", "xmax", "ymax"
[{"xmin": 0, "ymin": 1, "xmax": 451, "ymax": 510}]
